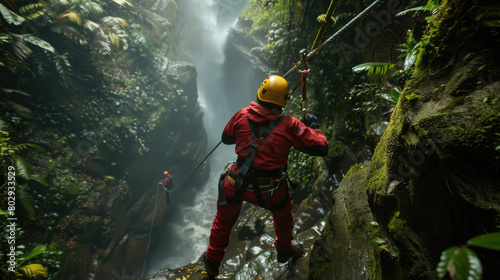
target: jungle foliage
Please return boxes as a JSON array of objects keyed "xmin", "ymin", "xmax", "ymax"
[{"xmin": 1, "ymin": 0, "xmax": 183, "ymax": 278}]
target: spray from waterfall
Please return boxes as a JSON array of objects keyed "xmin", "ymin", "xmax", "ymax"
[{"xmin": 145, "ymin": 0, "xmax": 255, "ymax": 276}]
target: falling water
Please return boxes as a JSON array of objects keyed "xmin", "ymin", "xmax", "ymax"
[{"xmin": 146, "ymin": 0, "xmax": 262, "ymax": 276}]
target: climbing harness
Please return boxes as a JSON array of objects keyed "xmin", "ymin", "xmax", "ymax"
[
  {"xmin": 218, "ymin": 117, "xmax": 291, "ymax": 211},
  {"xmin": 141, "ymin": 183, "xmax": 161, "ymax": 278}
]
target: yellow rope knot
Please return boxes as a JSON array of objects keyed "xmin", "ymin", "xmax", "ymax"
[{"xmin": 317, "ymin": 14, "xmax": 336, "ymax": 26}]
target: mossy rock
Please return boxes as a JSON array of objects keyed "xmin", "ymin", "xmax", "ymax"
[
  {"xmin": 310, "ymin": 163, "xmax": 380, "ymax": 279},
  {"xmin": 324, "ymin": 138, "xmax": 346, "ymax": 168},
  {"xmin": 77, "ymin": 216, "xmax": 103, "ymax": 241},
  {"xmin": 364, "ymin": 0, "xmax": 500, "ymax": 278}
]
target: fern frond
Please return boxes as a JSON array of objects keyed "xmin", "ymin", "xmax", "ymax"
[
  {"xmin": 12, "ymin": 33, "xmax": 56, "ymax": 53},
  {"xmin": 102, "ymin": 16, "xmax": 129, "ymax": 28},
  {"xmin": 0, "ymin": 119, "xmax": 13, "ymax": 132},
  {"xmin": 51, "ymin": 23, "xmax": 89, "ymax": 45},
  {"xmin": 396, "ymin": 6, "xmax": 427, "ymax": 17},
  {"xmin": 110, "ymin": 0, "xmax": 134, "ymax": 8},
  {"xmin": 19, "ymin": 3, "xmax": 48, "ymax": 20},
  {"xmin": 2, "ymin": 87, "xmax": 31, "ymax": 97},
  {"xmin": 13, "ymin": 143, "xmax": 45, "ymax": 152},
  {"xmin": 83, "ymin": 0, "xmax": 104, "ymax": 17},
  {"xmin": 13, "ymin": 154, "xmax": 32, "ymax": 180},
  {"xmin": 0, "ymin": 3, "xmax": 25, "ymax": 25},
  {"xmin": 108, "ymin": 31, "xmax": 120, "ymax": 48},
  {"xmin": 19, "ymin": 185, "xmax": 36, "ymax": 220},
  {"xmin": 84, "ymin": 19, "xmax": 100, "ymax": 31},
  {"xmin": 20, "ymin": 245, "xmax": 48, "ymax": 265},
  {"xmin": 352, "ymin": 62, "xmax": 395, "ymax": 77},
  {"xmin": 30, "ymin": 173, "xmax": 49, "ymax": 186},
  {"xmin": 57, "ymin": 10, "xmax": 82, "ymax": 25},
  {"xmin": 11, "ymin": 38, "xmax": 32, "ymax": 60},
  {"xmin": 6, "ymin": 100, "xmax": 32, "ymax": 116},
  {"xmin": 19, "ymin": 263, "xmax": 48, "ymax": 279}
]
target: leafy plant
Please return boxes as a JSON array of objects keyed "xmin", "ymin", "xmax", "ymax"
[
  {"xmin": 0, "ymin": 127, "xmax": 45, "ymax": 180},
  {"xmin": 437, "ymin": 232, "xmax": 500, "ymax": 280},
  {"xmin": 0, "ymin": 242, "xmax": 51, "ymax": 279},
  {"xmin": 352, "ymin": 62, "xmax": 395, "ymax": 77},
  {"xmin": 18, "ymin": 264, "xmax": 48, "ymax": 280},
  {"xmin": 396, "ymin": 0, "xmax": 441, "ymax": 23}
]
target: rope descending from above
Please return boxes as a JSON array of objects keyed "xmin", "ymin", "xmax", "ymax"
[
  {"xmin": 141, "ymin": 183, "xmax": 161, "ymax": 278},
  {"xmin": 282, "ymin": 0, "xmax": 383, "ymax": 80},
  {"xmin": 310, "ymin": 0, "xmax": 339, "ymax": 62}
]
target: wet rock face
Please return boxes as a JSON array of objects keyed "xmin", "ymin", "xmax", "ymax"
[
  {"xmin": 360, "ymin": 0, "xmax": 500, "ymax": 278},
  {"xmin": 309, "ymin": 165, "xmax": 379, "ymax": 280},
  {"xmin": 51, "ymin": 56, "xmax": 208, "ymax": 279}
]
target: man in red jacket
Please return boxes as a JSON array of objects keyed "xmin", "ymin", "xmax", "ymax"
[
  {"xmin": 159, "ymin": 171, "xmax": 174, "ymax": 204},
  {"xmin": 203, "ymin": 75, "xmax": 328, "ymax": 279}
]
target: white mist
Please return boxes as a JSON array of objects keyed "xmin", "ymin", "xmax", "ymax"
[{"xmin": 146, "ymin": 0, "xmax": 255, "ymax": 276}]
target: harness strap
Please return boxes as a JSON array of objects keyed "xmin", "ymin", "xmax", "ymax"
[
  {"xmin": 218, "ymin": 172, "xmax": 227, "ymax": 207},
  {"xmin": 248, "ymin": 175, "xmax": 267, "ymax": 209},
  {"xmin": 219, "ymin": 117, "xmax": 283, "ymax": 208}
]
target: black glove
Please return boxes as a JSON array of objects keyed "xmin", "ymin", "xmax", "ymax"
[{"xmin": 300, "ymin": 113, "xmax": 319, "ymax": 129}]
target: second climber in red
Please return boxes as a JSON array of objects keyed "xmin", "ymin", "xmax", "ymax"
[{"xmin": 159, "ymin": 171, "xmax": 174, "ymax": 204}]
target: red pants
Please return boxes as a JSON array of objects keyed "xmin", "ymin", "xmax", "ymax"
[{"xmin": 206, "ymin": 172, "xmax": 294, "ymax": 265}]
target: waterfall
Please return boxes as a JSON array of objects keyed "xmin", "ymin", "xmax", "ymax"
[{"xmin": 145, "ymin": 0, "xmax": 262, "ymax": 276}]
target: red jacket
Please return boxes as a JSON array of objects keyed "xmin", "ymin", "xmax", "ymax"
[
  {"xmin": 222, "ymin": 101, "xmax": 328, "ymax": 170},
  {"xmin": 163, "ymin": 176, "xmax": 172, "ymax": 186}
]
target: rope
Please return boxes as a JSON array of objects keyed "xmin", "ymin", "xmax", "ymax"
[
  {"xmin": 283, "ymin": 0, "xmax": 383, "ymax": 79},
  {"xmin": 173, "ymin": 140, "xmax": 223, "ymax": 190},
  {"xmin": 141, "ymin": 183, "xmax": 161, "ymax": 278},
  {"xmin": 300, "ymin": 69, "xmax": 309, "ymax": 118},
  {"xmin": 310, "ymin": 0, "xmax": 339, "ymax": 57}
]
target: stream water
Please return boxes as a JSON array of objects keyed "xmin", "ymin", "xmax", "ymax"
[{"xmin": 145, "ymin": 0, "xmax": 258, "ymax": 276}]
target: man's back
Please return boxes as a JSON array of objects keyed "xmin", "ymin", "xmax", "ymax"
[{"xmin": 223, "ymin": 101, "xmax": 328, "ymax": 170}]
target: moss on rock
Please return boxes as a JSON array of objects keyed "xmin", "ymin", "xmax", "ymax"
[{"xmin": 364, "ymin": 0, "xmax": 500, "ymax": 278}]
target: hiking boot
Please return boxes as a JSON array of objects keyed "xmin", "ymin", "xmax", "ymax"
[
  {"xmin": 203, "ymin": 252, "xmax": 219, "ymax": 279},
  {"xmin": 277, "ymin": 243, "xmax": 304, "ymax": 263}
]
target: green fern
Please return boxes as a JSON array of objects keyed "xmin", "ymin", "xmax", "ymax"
[
  {"xmin": 18, "ymin": 3, "xmax": 48, "ymax": 21},
  {"xmin": 396, "ymin": 6, "xmax": 428, "ymax": 17},
  {"xmin": 19, "ymin": 185, "xmax": 36, "ymax": 220},
  {"xmin": 50, "ymin": 23, "xmax": 90, "ymax": 45},
  {"xmin": 18, "ymin": 264, "xmax": 48, "ymax": 280},
  {"xmin": 19, "ymin": 245, "xmax": 48, "ymax": 266},
  {"xmin": 0, "ymin": 118, "xmax": 13, "ymax": 132},
  {"xmin": 11, "ymin": 33, "xmax": 56, "ymax": 54},
  {"xmin": 0, "ymin": 3, "xmax": 25, "ymax": 26},
  {"xmin": 352, "ymin": 62, "xmax": 395, "ymax": 77},
  {"xmin": 110, "ymin": 0, "xmax": 134, "ymax": 8},
  {"xmin": 82, "ymin": 0, "xmax": 105, "ymax": 17},
  {"xmin": 13, "ymin": 155, "xmax": 32, "ymax": 180}
]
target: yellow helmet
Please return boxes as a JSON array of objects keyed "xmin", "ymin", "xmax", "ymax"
[
  {"xmin": 257, "ymin": 75, "xmax": 289, "ymax": 107},
  {"xmin": 163, "ymin": 171, "xmax": 169, "ymax": 176}
]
